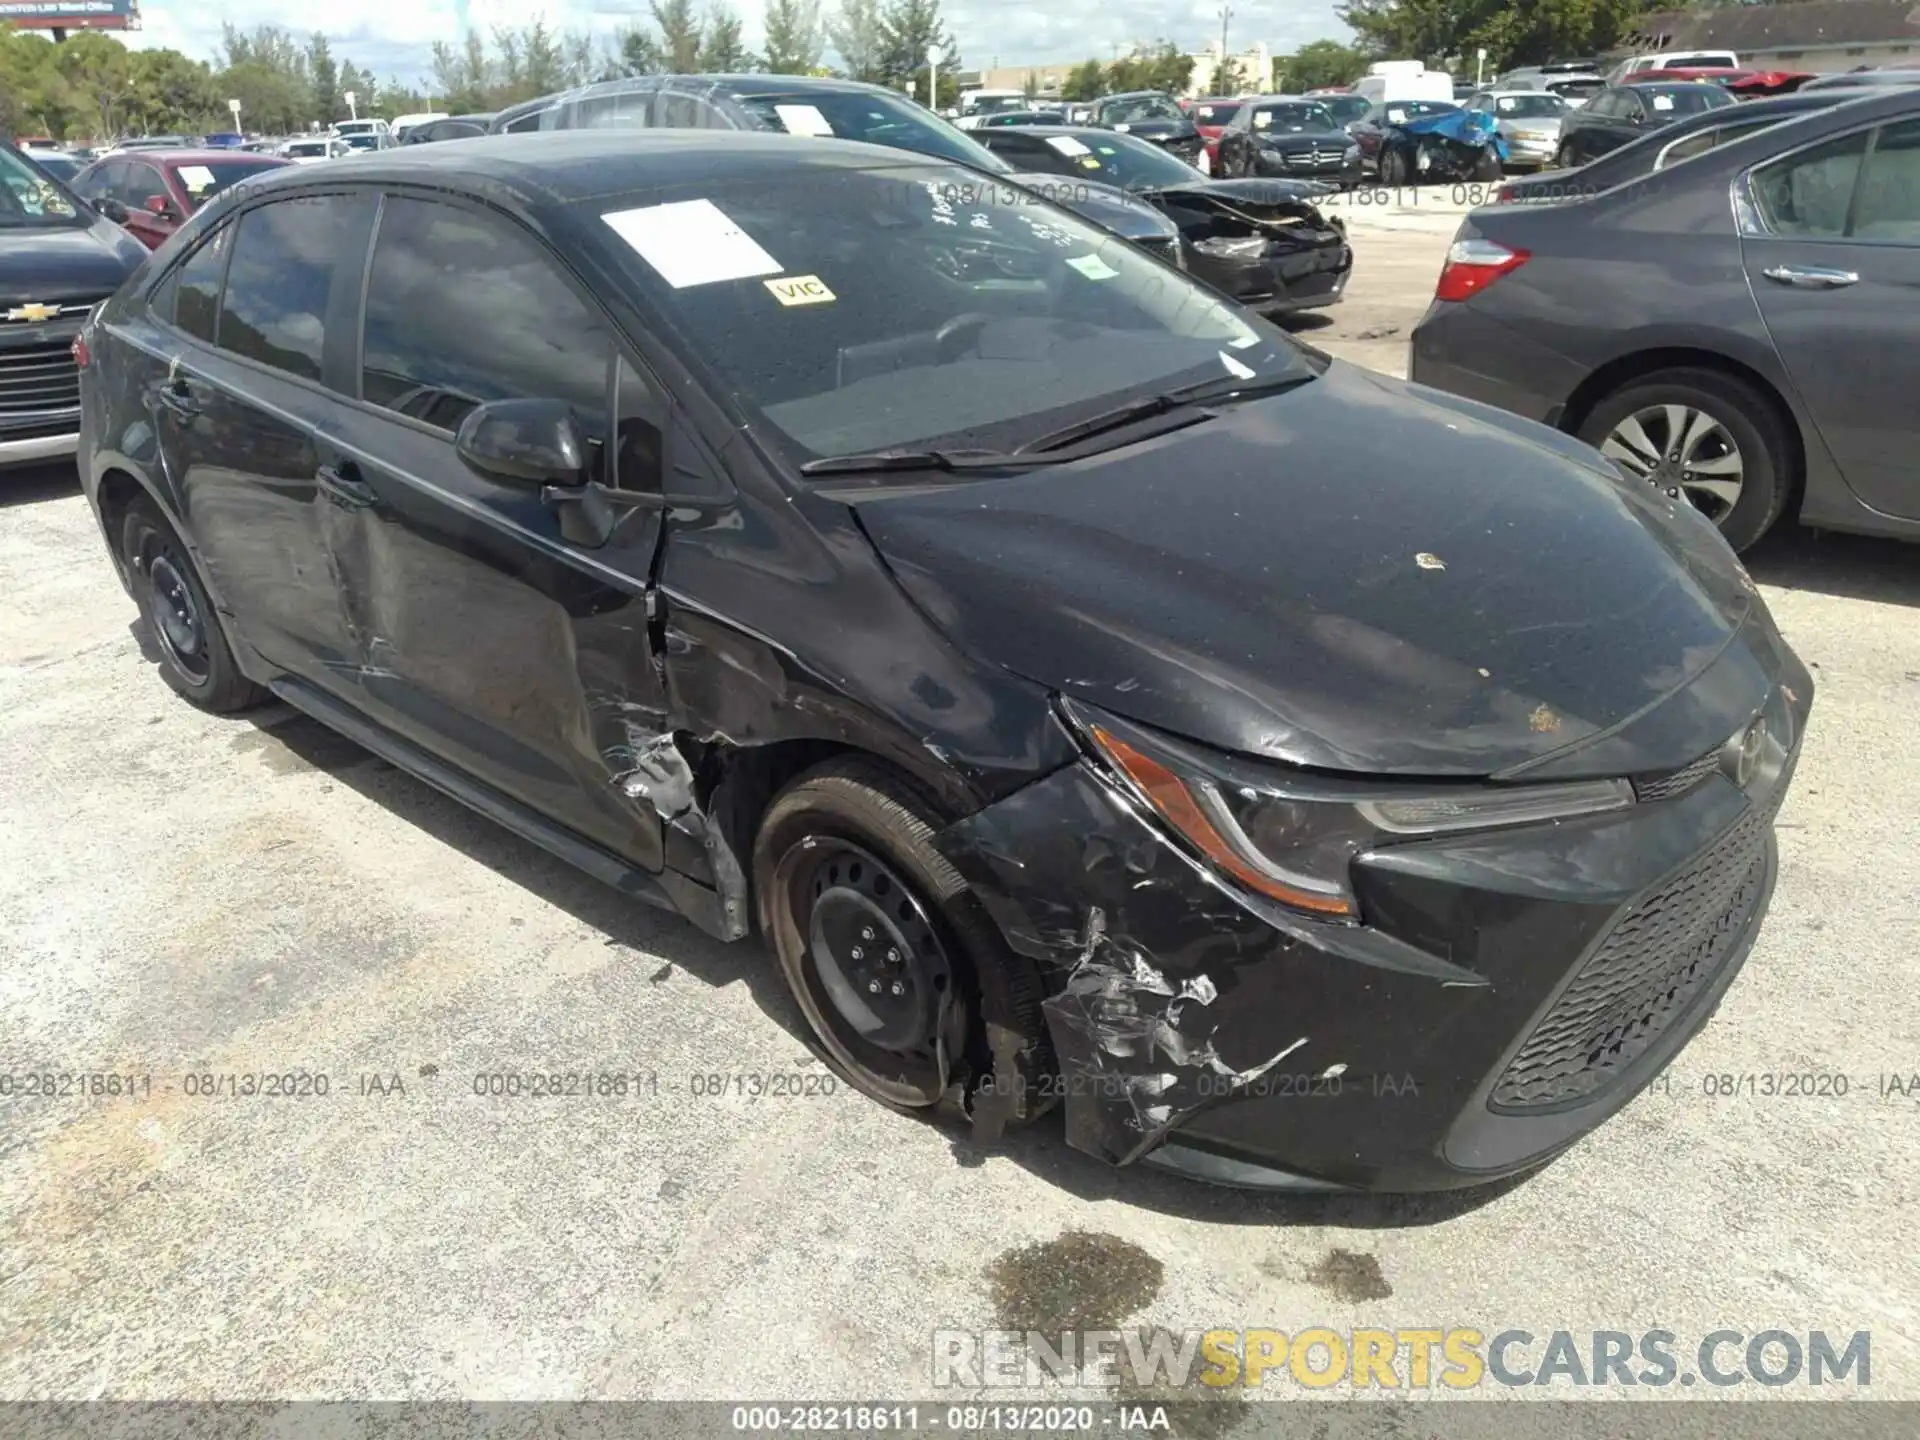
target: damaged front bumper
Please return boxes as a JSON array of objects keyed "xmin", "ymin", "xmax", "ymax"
[{"xmin": 933, "ymin": 679, "xmax": 1808, "ymax": 1193}]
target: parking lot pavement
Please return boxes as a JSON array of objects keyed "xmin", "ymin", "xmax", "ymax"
[{"xmin": 4, "ymin": 218, "xmax": 1918, "ymax": 1407}]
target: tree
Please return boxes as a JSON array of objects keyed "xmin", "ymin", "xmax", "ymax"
[
  {"xmin": 1214, "ymin": 55, "xmax": 1249, "ymax": 96},
  {"xmin": 307, "ymin": 33, "xmax": 338, "ymax": 127},
  {"xmin": 1274, "ymin": 39, "xmax": 1370, "ymax": 92},
  {"xmin": 1105, "ymin": 41, "xmax": 1191, "ymax": 97},
  {"xmin": 826, "ymin": 0, "xmax": 887, "ymax": 84},
  {"xmin": 1060, "ymin": 58, "xmax": 1104, "ymax": 102},
  {"xmin": 876, "ymin": 0, "xmax": 956, "ymax": 99},
  {"xmin": 1338, "ymin": 0, "xmax": 1639, "ymax": 74},
  {"xmin": 54, "ymin": 31, "xmax": 135, "ymax": 138},
  {"xmin": 698, "ymin": 6, "xmax": 758, "ymax": 71},
  {"xmin": 653, "ymin": 0, "xmax": 704, "ymax": 73},
  {"xmin": 431, "ymin": 30, "xmax": 494, "ymax": 113},
  {"xmin": 612, "ymin": 22, "xmax": 663, "ymax": 77},
  {"xmin": 127, "ymin": 48, "xmax": 217, "ymax": 134},
  {"xmin": 763, "ymin": 0, "xmax": 826, "ymax": 74}
]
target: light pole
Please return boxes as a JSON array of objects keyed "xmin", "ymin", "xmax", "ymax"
[
  {"xmin": 1217, "ymin": 5, "xmax": 1233, "ymax": 91},
  {"xmin": 344, "ymin": 89, "xmax": 358, "ymax": 121},
  {"xmin": 927, "ymin": 43, "xmax": 942, "ymax": 110}
]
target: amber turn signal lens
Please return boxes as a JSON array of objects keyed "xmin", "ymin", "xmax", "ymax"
[{"xmin": 1088, "ymin": 724, "xmax": 1356, "ymax": 917}]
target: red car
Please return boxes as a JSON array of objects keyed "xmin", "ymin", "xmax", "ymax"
[
  {"xmin": 1636, "ymin": 66, "xmax": 1813, "ymax": 98},
  {"xmin": 1186, "ymin": 96, "xmax": 1244, "ymax": 171},
  {"xmin": 70, "ymin": 148, "xmax": 291, "ymax": 249}
]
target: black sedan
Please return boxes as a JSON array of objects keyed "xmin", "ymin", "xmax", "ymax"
[
  {"xmin": 978, "ymin": 125, "xmax": 1351, "ymax": 313},
  {"xmin": 78, "ymin": 131, "xmax": 1809, "ymax": 1194},
  {"xmin": 1412, "ymin": 84, "xmax": 1920, "ymax": 552},
  {"xmin": 399, "ymin": 113, "xmax": 498, "ymax": 144},
  {"xmin": 1216, "ymin": 96, "xmax": 1358, "ymax": 183},
  {"xmin": 1553, "ymin": 81, "xmax": 1735, "ymax": 167},
  {"xmin": 1085, "ymin": 90, "xmax": 1206, "ymax": 167},
  {"xmin": 1494, "ymin": 89, "xmax": 1854, "ymax": 204}
]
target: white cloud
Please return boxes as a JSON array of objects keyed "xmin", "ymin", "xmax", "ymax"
[{"xmin": 125, "ymin": 0, "xmax": 1351, "ymax": 91}]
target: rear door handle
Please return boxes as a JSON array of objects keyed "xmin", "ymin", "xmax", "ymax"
[
  {"xmin": 1761, "ymin": 264, "xmax": 1859, "ymax": 289},
  {"xmin": 316, "ymin": 462, "xmax": 376, "ymax": 508}
]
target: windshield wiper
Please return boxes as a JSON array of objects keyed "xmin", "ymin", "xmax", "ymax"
[
  {"xmin": 798, "ymin": 447, "xmax": 1060, "ymax": 477},
  {"xmin": 1016, "ymin": 369, "xmax": 1316, "ymax": 455}
]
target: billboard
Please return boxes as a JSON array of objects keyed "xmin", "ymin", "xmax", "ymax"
[{"xmin": 0, "ymin": 0, "xmax": 139, "ymax": 30}]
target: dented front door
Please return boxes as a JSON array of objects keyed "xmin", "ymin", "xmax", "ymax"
[{"xmin": 322, "ymin": 193, "xmax": 674, "ymax": 868}]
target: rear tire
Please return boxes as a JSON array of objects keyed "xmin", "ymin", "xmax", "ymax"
[
  {"xmin": 753, "ymin": 758, "xmax": 1050, "ymax": 1117},
  {"xmin": 122, "ymin": 498, "xmax": 266, "ymax": 713},
  {"xmin": 1556, "ymin": 140, "xmax": 1578, "ymax": 170},
  {"xmin": 1577, "ymin": 367, "xmax": 1794, "ymax": 553}
]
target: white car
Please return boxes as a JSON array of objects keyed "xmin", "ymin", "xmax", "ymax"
[
  {"xmin": 282, "ymin": 138, "xmax": 350, "ymax": 163},
  {"xmin": 1465, "ymin": 89, "xmax": 1571, "ymax": 172}
]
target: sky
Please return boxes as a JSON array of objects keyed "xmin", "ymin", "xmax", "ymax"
[{"xmin": 124, "ymin": 0, "xmax": 1353, "ymax": 92}]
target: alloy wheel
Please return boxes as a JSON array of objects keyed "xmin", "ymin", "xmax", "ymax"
[{"xmin": 1599, "ymin": 402, "xmax": 1746, "ymax": 523}]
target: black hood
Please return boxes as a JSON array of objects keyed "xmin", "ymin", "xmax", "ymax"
[
  {"xmin": 1259, "ymin": 127, "xmax": 1350, "ymax": 149},
  {"xmin": 853, "ymin": 361, "xmax": 1780, "ymax": 780},
  {"xmin": 1009, "ymin": 172, "xmax": 1180, "ymax": 245},
  {"xmin": 1112, "ymin": 119, "xmax": 1197, "ymax": 142},
  {"xmin": 0, "ymin": 213, "xmax": 146, "ymax": 306}
]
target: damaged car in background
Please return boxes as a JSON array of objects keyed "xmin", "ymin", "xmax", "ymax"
[
  {"xmin": 976, "ymin": 125, "xmax": 1351, "ymax": 314},
  {"xmin": 78, "ymin": 131, "xmax": 1811, "ymax": 1194},
  {"xmin": 1353, "ymin": 101, "xmax": 1508, "ymax": 184}
]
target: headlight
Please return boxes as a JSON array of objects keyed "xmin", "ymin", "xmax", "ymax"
[
  {"xmin": 1343, "ymin": 143, "xmax": 1360, "ymax": 162},
  {"xmin": 1068, "ymin": 702, "xmax": 1632, "ymax": 920},
  {"xmin": 1192, "ymin": 234, "xmax": 1270, "ymax": 259}
]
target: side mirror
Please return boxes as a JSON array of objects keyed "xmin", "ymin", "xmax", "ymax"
[
  {"xmin": 143, "ymin": 194, "xmax": 178, "ymax": 219},
  {"xmin": 97, "ymin": 197, "xmax": 129, "ymax": 223},
  {"xmin": 455, "ymin": 398, "xmax": 589, "ymax": 486}
]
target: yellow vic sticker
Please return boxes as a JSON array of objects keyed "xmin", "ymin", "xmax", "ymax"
[{"xmin": 764, "ymin": 274, "xmax": 836, "ymax": 306}]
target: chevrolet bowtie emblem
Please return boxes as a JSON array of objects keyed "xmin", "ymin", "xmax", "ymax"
[{"xmin": 5, "ymin": 303, "xmax": 60, "ymax": 323}]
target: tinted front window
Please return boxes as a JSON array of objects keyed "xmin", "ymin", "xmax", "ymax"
[
  {"xmin": 361, "ymin": 197, "xmax": 611, "ymax": 434},
  {"xmin": 217, "ymin": 194, "xmax": 373, "ymax": 382},
  {"xmin": 735, "ymin": 90, "xmax": 1014, "ymax": 173},
  {"xmin": 170, "ymin": 159, "xmax": 282, "ymax": 212},
  {"xmin": 1638, "ymin": 85, "xmax": 1735, "ymax": 116},
  {"xmin": 1322, "ymin": 96, "xmax": 1371, "ymax": 125},
  {"xmin": 1751, "ymin": 130, "xmax": 1867, "ymax": 237},
  {"xmin": 1253, "ymin": 103, "xmax": 1337, "ymax": 132},
  {"xmin": 172, "ymin": 223, "xmax": 232, "ymax": 342},
  {"xmin": 1030, "ymin": 131, "xmax": 1201, "ymax": 188},
  {"xmin": 593, "ymin": 165, "xmax": 1309, "ymax": 462}
]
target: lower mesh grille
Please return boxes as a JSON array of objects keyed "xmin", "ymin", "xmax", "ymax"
[
  {"xmin": 1490, "ymin": 797, "xmax": 1775, "ymax": 1110},
  {"xmin": 1635, "ymin": 750, "xmax": 1720, "ymax": 803}
]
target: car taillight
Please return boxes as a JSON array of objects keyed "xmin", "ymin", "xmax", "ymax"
[
  {"xmin": 1493, "ymin": 184, "xmax": 1516, "ymax": 203},
  {"xmin": 1434, "ymin": 237, "xmax": 1530, "ymax": 302}
]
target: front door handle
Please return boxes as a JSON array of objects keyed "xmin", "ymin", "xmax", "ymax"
[
  {"xmin": 316, "ymin": 462, "xmax": 376, "ymax": 508},
  {"xmin": 154, "ymin": 379, "xmax": 201, "ymax": 419},
  {"xmin": 1762, "ymin": 264, "xmax": 1860, "ymax": 289}
]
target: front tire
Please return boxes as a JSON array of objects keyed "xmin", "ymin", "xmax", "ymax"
[
  {"xmin": 122, "ymin": 498, "xmax": 266, "ymax": 712},
  {"xmin": 1472, "ymin": 149, "xmax": 1502, "ymax": 182},
  {"xmin": 1379, "ymin": 148, "xmax": 1409, "ymax": 186},
  {"xmin": 753, "ymin": 759, "xmax": 1047, "ymax": 1115},
  {"xmin": 1577, "ymin": 367, "xmax": 1794, "ymax": 552}
]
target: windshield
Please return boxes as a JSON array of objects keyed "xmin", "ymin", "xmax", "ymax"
[
  {"xmin": 968, "ymin": 95, "xmax": 1026, "ymax": 115},
  {"xmin": 1321, "ymin": 95, "xmax": 1371, "ymax": 125},
  {"xmin": 25, "ymin": 152, "xmax": 81, "ymax": 182},
  {"xmin": 592, "ymin": 166, "xmax": 1310, "ymax": 464},
  {"xmin": 1493, "ymin": 95, "xmax": 1567, "ymax": 118},
  {"xmin": 1097, "ymin": 94, "xmax": 1185, "ymax": 124},
  {"xmin": 1637, "ymin": 85, "xmax": 1735, "ymax": 115},
  {"xmin": 737, "ymin": 91, "xmax": 1015, "ymax": 174},
  {"xmin": 1192, "ymin": 102, "xmax": 1241, "ymax": 126},
  {"xmin": 1254, "ymin": 102, "xmax": 1337, "ymax": 132},
  {"xmin": 341, "ymin": 134, "xmax": 383, "ymax": 151},
  {"xmin": 287, "ymin": 141, "xmax": 332, "ymax": 157},
  {"xmin": 0, "ymin": 145, "xmax": 84, "ymax": 228},
  {"xmin": 1381, "ymin": 101, "xmax": 1456, "ymax": 125},
  {"xmin": 1042, "ymin": 131, "xmax": 1202, "ymax": 188},
  {"xmin": 169, "ymin": 159, "xmax": 283, "ymax": 211},
  {"xmin": 1548, "ymin": 79, "xmax": 1605, "ymax": 101}
]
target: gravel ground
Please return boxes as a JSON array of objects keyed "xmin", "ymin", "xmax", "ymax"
[{"xmin": 2, "ymin": 209, "xmax": 1916, "ymax": 1413}]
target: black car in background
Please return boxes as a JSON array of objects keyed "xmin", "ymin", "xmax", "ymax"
[
  {"xmin": 1316, "ymin": 93, "xmax": 1373, "ymax": 129},
  {"xmin": 400, "ymin": 114, "xmax": 498, "ymax": 144},
  {"xmin": 1554, "ymin": 81, "xmax": 1735, "ymax": 167},
  {"xmin": 1085, "ymin": 90, "xmax": 1206, "ymax": 166},
  {"xmin": 1412, "ymin": 85, "xmax": 1920, "ymax": 551},
  {"xmin": 976, "ymin": 109, "xmax": 1068, "ymax": 128},
  {"xmin": 1495, "ymin": 89, "xmax": 1853, "ymax": 203},
  {"xmin": 76, "ymin": 131, "xmax": 1810, "ymax": 1194},
  {"xmin": 977, "ymin": 125, "xmax": 1352, "ymax": 313},
  {"xmin": 1216, "ymin": 96, "xmax": 1358, "ymax": 183},
  {"xmin": 492, "ymin": 74, "xmax": 1184, "ymax": 266},
  {"xmin": 1, "ymin": 139, "xmax": 147, "ymax": 472}
]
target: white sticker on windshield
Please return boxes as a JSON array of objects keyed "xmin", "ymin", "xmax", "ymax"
[
  {"xmin": 1112, "ymin": 122, "xmax": 1131, "ymax": 133},
  {"xmin": 1046, "ymin": 135, "xmax": 1092, "ymax": 156},
  {"xmin": 774, "ymin": 103, "xmax": 835, "ymax": 137},
  {"xmin": 1652, "ymin": 94, "xmax": 1675, "ymax": 111},
  {"xmin": 1218, "ymin": 350, "xmax": 1257, "ymax": 379},
  {"xmin": 1066, "ymin": 253, "xmax": 1119, "ymax": 280},
  {"xmin": 177, "ymin": 164, "xmax": 216, "ymax": 190},
  {"xmin": 602, "ymin": 198, "xmax": 782, "ymax": 288}
]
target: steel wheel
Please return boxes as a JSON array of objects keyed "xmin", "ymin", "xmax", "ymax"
[
  {"xmin": 769, "ymin": 835, "xmax": 967, "ymax": 1109},
  {"xmin": 143, "ymin": 543, "xmax": 211, "ymax": 683},
  {"xmin": 1600, "ymin": 402, "xmax": 1746, "ymax": 524}
]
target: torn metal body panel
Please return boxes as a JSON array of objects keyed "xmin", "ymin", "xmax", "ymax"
[{"xmin": 1148, "ymin": 178, "xmax": 1352, "ymax": 314}]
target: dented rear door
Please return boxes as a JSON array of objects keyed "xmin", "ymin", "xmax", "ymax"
[{"xmin": 323, "ymin": 191, "xmax": 672, "ymax": 868}]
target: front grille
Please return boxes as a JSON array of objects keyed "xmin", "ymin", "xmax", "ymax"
[
  {"xmin": 1634, "ymin": 750, "xmax": 1721, "ymax": 803},
  {"xmin": 0, "ymin": 341, "xmax": 80, "ymax": 417},
  {"xmin": 1490, "ymin": 795, "xmax": 1777, "ymax": 1111},
  {"xmin": 1285, "ymin": 149, "xmax": 1346, "ymax": 168}
]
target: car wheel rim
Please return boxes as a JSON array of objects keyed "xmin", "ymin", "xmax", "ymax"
[
  {"xmin": 779, "ymin": 838, "xmax": 959, "ymax": 1106},
  {"xmin": 146, "ymin": 549, "xmax": 210, "ymax": 682},
  {"xmin": 1600, "ymin": 403, "xmax": 1745, "ymax": 523}
]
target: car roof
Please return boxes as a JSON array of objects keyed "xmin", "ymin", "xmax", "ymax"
[
  {"xmin": 1097, "ymin": 90, "xmax": 1177, "ymax": 101},
  {"xmin": 208, "ymin": 129, "xmax": 943, "ymax": 212},
  {"xmin": 110, "ymin": 148, "xmax": 283, "ymax": 166},
  {"xmin": 1620, "ymin": 80, "xmax": 1726, "ymax": 92},
  {"xmin": 1478, "ymin": 89, "xmax": 1560, "ymax": 97}
]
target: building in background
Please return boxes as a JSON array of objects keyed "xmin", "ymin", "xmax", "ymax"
[
  {"xmin": 1620, "ymin": 1, "xmax": 1920, "ymax": 74},
  {"xmin": 1186, "ymin": 41, "xmax": 1272, "ymax": 98},
  {"xmin": 957, "ymin": 40, "xmax": 1274, "ymax": 102}
]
